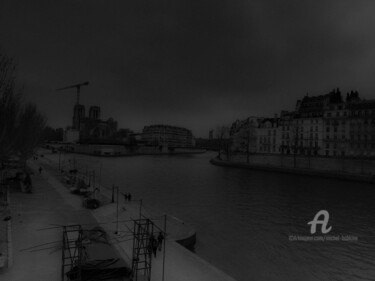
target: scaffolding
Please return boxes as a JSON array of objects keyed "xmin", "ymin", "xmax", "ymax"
[
  {"xmin": 61, "ymin": 225, "xmax": 83, "ymax": 281},
  {"xmin": 131, "ymin": 218, "xmax": 155, "ymax": 281}
]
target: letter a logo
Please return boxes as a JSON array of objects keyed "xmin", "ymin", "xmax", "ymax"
[{"xmin": 307, "ymin": 210, "xmax": 332, "ymax": 234}]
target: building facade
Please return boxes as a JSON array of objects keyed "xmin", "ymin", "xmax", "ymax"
[
  {"xmin": 230, "ymin": 89, "xmax": 375, "ymax": 158},
  {"xmin": 69, "ymin": 104, "xmax": 119, "ymax": 144},
  {"xmin": 142, "ymin": 125, "xmax": 194, "ymax": 148},
  {"xmin": 258, "ymin": 117, "xmax": 280, "ymax": 154}
]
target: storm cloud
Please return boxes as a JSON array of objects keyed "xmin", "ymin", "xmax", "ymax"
[{"xmin": 1, "ymin": 0, "xmax": 375, "ymax": 136}]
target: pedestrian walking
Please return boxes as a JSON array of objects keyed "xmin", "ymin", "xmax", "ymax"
[
  {"xmin": 157, "ymin": 232, "xmax": 164, "ymax": 251},
  {"xmin": 38, "ymin": 166, "xmax": 42, "ymax": 174},
  {"xmin": 128, "ymin": 193, "xmax": 132, "ymax": 201},
  {"xmin": 124, "ymin": 193, "xmax": 128, "ymax": 201}
]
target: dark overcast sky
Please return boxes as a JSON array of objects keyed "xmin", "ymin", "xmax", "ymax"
[{"xmin": 1, "ymin": 1, "xmax": 375, "ymax": 137}]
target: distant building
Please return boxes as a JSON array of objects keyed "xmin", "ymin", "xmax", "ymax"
[
  {"xmin": 142, "ymin": 125, "xmax": 194, "ymax": 149},
  {"xmin": 258, "ymin": 116, "xmax": 280, "ymax": 154},
  {"xmin": 117, "ymin": 128, "xmax": 135, "ymax": 144},
  {"xmin": 279, "ymin": 110, "xmax": 295, "ymax": 154},
  {"xmin": 346, "ymin": 94, "xmax": 375, "ymax": 157},
  {"xmin": 292, "ymin": 92, "xmax": 329, "ymax": 156},
  {"xmin": 70, "ymin": 104, "xmax": 119, "ymax": 144},
  {"xmin": 230, "ymin": 88, "xmax": 375, "ymax": 158},
  {"xmin": 73, "ymin": 104, "xmax": 85, "ymax": 130},
  {"xmin": 63, "ymin": 128, "xmax": 80, "ymax": 143}
]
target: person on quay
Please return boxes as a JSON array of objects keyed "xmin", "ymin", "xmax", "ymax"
[{"xmin": 157, "ymin": 232, "xmax": 164, "ymax": 251}]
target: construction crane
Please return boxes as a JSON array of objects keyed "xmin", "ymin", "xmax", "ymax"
[{"xmin": 56, "ymin": 81, "xmax": 89, "ymax": 105}]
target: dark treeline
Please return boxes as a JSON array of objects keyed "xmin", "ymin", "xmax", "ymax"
[
  {"xmin": 0, "ymin": 50, "xmax": 46, "ymax": 168},
  {"xmin": 42, "ymin": 126, "xmax": 63, "ymax": 142}
]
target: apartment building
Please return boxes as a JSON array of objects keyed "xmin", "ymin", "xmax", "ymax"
[{"xmin": 230, "ymin": 89, "xmax": 375, "ymax": 158}]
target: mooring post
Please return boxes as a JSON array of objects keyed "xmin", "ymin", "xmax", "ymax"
[
  {"xmin": 162, "ymin": 214, "xmax": 167, "ymax": 281},
  {"xmin": 111, "ymin": 184, "xmax": 115, "ymax": 203},
  {"xmin": 115, "ymin": 186, "xmax": 119, "ymax": 234}
]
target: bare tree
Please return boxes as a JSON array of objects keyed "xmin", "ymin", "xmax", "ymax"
[
  {"xmin": 17, "ymin": 103, "xmax": 46, "ymax": 167},
  {"xmin": 233, "ymin": 123, "xmax": 257, "ymax": 163},
  {"xmin": 215, "ymin": 125, "xmax": 230, "ymax": 159},
  {"xmin": 0, "ymin": 52, "xmax": 21, "ymax": 165},
  {"xmin": 0, "ymin": 51, "xmax": 46, "ymax": 168}
]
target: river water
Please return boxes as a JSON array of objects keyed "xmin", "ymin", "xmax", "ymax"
[{"xmin": 56, "ymin": 151, "xmax": 375, "ymax": 281}]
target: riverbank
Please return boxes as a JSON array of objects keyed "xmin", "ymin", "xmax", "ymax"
[
  {"xmin": 1, "ymin": 157, "xmax": 237, "ymax": 281},
  {"xmin": 210, "ymin": 157, "xmax": 375, "ymax": 183},
  {"xmin": 43, "ymin": 158, "xmax": 237, "ymax": 281},
  {"xmin": 0, "ymin": 162, "xmax": 99, "ymax": 280},
  {"xmin": 46, "ymin": 143, "xmax": 206, "ymax": 157},
  {"xmin": 41, "ymin": 152, "xmax": 197, "ymax": 249}
]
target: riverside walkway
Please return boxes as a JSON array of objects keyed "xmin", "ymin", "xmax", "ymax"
[
  {"xmin": 0, "ymin": 159, "xmax": 237, "ymax": 281},
  {"xmin": 0, "ymin": 161, "xmax": 97, "ymax": 280}
]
